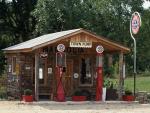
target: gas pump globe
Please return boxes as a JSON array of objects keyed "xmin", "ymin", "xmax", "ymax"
[
  {"xmin": 96, "ymin": 55, "xmax": 103, "ymax": 67},
  {"xmin": 56, "ymin": 44, "xmax": 66, "ymax": 101},
  {"xmin": 56, "ymin": 52, "xmax": 66, "ymax": 68},
  {"xmin": 95, "ymin": 45, "xmax": 104, "ymax": 101}
]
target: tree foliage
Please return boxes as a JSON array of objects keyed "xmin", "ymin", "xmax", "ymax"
[
  {"xmin": 0, "ymin": 0, "xmax": 37, "ymax": 75},
  {"xmin": 0, "ymin": 0, "xmax": 150, "ymax": 75}
]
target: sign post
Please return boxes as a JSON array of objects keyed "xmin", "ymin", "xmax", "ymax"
[{"xmin": 130, "ymin": 12, "xmax": 141, "ymax": 96}]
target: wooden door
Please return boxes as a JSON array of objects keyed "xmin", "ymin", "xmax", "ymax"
[{"xmin": 64, "ymin": 60, "xmax": 73, "ymax": 97}]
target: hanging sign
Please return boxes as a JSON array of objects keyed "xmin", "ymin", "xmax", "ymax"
[
  {"xmin": 73, "ymin": 73, "xmax": 79, "ymax": 78},
  {"xmin": 57, "ymin": 44, "xmax": 65, "ymax": 52},
  {"xmin": 96, "ymin": 45, "xmax": 104, "ymax": 54},
  {"xmin": 48, "ymin": 68, "xmax": 52, "ymax": 74},
  {"xmin": 131, "ymin": 13, "xmax": 141, "ymax": 34},
  {"xmin": 40, "ymin": 52, "xmax": 48, "ymax": 58},
  {"xmin": 39, "ymin": 68, "xmax": 43, "ymax": 79},
  {"xmin": 70, "ymin": 42, "xmax": 92, "ymax": 48}
]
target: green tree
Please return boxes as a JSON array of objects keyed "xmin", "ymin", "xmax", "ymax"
[
  {"xmin": 0, "ymin": 0, "xmax": 37, "ymax": 75},
  {"xmin": 137, "ymin": 8, "xmax": 150, "ymax": 71},
  {"xmin": 0, "ymin": 0, "xmax": 37, "ymax": 44}
]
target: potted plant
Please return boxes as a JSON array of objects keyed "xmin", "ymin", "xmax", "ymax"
[
  {"xmin": 72, "ymin": 90, "xmax": 87, "ymax": 101},
  {"xmin": 122, "ymin": 89, "xmax": 135, "ymax": 101},
  {"xmin": 106, "ymin": 80, "xmax": 118, "ymax": 100},
  {"xmin": 102, "ymin": 78, "xmax": 111, "ymax": 101},
  {"xmin": 22, "ymin": 89, "xmax": 33, "ymax": 102}
]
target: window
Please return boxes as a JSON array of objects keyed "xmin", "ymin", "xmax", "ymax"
[
  {"xmin": 12, "ymin": 57, "xmax": 16, "ymax": 74},
  {"xmin": 39, "ymin": 59, "xmax": 47, "ymax": 85},
  {"xmin": 80, "ymin": 57, "xmax": 93, "ymax": 85}
]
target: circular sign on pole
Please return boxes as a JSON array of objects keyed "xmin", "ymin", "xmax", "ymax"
[
  {"xmin": 96, "ymin": 45, "xmax": 104, "ymax": 54},
  {"xmin": 57, "ymin": 44, "xmax": 65, "ymax": 52},
  {"xmin": 131, "ymin": 13, "xmax": 141, "ymax": 34}
]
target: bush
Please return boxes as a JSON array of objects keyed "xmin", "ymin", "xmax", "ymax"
[
  {"xmin": 73, "ymin": 90, "xmax": 81, "ymax": 96},
  {"xmin": 125, "ymin": 90, "xmax": 133, "ymax": 95},
  {"xmin": 141, "ymin": 70, "xmax": 150, "ymax": 77},
  {"xmin": 24, "ymin": 89, "xmax": 32, "ymax": 96},
  {"xmin": 0, "ymin": 86, "xmax": 7, "ymax": 99}
]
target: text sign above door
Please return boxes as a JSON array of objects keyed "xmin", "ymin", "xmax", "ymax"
[{"xmin": 70, "ymin": 42, "xmax": 92, "ymax": 48}]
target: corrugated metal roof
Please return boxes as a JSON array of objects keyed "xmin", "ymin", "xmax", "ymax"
[
  {"xmin": 3, "ymin": 28, "xmax": 81, "ymax": 51},
  {"xmin": 3, "ymin": 28, "xmax": 130, "ymax": 53}
]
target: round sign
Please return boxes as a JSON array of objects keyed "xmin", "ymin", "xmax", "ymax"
[
  {"xmin": 131, "ymin": 13, "xmax": 141, "ymax": 34},
  {"xmin": 57, "ymin": 44, "xmax": 65, "ymax": 52},
  {"xmin": 73, "ymin": 73, "xmax": 79, "ymax": 79},
  {"xmin": 96, "ymin": 45, "xmax": 104, "ymax": 54}
]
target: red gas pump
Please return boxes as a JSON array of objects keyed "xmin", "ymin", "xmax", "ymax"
[
  {"xmin": 56, "ymin": 44, "xmax": 66, "ymax": 101},
  {"xmin": 95, "ymin": 45, "xmax": 104, "ymax": 101}
]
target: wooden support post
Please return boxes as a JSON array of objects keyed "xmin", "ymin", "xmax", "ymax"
[
  {"xmin": 35, "ymin": 51, "xmax": 39, "ymax": 101},
  {"xmin": 118, "ymin": 52, "xmax": 124, "ymax": 100},
  {"xmin": 16, "ymin": 53, "xmax": 21, "ymax": 100}
]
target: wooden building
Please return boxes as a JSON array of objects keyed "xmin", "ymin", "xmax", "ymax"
[{"xmin": 3, "ymin": 28, "xmax": 130, "ymax": 101}]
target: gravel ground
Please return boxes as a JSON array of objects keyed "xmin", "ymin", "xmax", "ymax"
[{"xmin": 0, "ymin": 101, "xmax": 150, "ymax": 113}]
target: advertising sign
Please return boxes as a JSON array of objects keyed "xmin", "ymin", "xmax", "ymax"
[
  {"xmin": 131, "ymin": 13, "xmax": 141, "ymax": 34},
  {"xmin": 70, "ymin": 42, "xmax": 92, "ymax": 48},
  {"xmin": 57, "ymin": 44, "xmax": 65, "ymax": 52},
  {"xmin": 96, "ymin": 45, "xmax": 104, "ymax": 54}
]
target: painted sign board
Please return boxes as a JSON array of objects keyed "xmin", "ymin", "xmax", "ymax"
[{"xmin": 70, "ymin": 42, "xmax": 92, "ymax": 48}]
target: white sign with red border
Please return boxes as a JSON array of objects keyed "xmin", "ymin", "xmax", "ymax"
[
  {"xmin": 57, "ymin": 44, "xmax": 65, "ymax": 52},
  {"xmin": 131, "ymin": 13, "xmax": 141, "ymax": 34},
  {"xmin": 96, "ymin": 45, "xmax": 104, "ymax": 54}
]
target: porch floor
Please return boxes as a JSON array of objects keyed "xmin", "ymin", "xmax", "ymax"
[{"xmin": 19, "ymin": 100, "xmax": 138, "ymax": 105}]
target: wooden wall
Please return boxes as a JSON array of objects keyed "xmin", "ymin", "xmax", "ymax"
[{"xmin": 6, "ymin": 49, "xmax": 98, "ymax": 100}]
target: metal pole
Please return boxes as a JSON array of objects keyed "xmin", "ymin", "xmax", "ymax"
[
  {"xmin": 130, "ymin": 12, "xmax": 141, "ymax": 96},
  {"xmin": 130, "ymin": 21, "xmax": 136, "ymax": 96}
]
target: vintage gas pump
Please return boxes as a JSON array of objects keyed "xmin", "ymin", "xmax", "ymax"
[
  {"xmin": 56, "ymin": 44, "xmax": 66, "ymax": 101},
  {"xmin": 95, "ymin": 45, "xmax": 104, "ymax": 101}
]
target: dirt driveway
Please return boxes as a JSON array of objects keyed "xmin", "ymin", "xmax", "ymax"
[{"xmin": 0, "ymin": 101, "xmax": 150, "ymax": 113}]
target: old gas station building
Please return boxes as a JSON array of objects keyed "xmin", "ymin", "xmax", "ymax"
[{"xmin": 3, "ymin": 28, "xmax": 130, "ymax": 101}]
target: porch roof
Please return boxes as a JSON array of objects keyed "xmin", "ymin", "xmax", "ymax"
[{"xmin": 3, "ymin": 28, "xmax": 130, "ymax": 53}]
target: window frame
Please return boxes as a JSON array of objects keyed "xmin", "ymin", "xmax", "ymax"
[{"xmin": 12, "ymin": 56, "xmax": 17, "ymax": 75}]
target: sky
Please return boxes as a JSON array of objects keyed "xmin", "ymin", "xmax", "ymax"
[{"xmin": 143, "ymin": 0, "xmax": 150, "ymax": 9}]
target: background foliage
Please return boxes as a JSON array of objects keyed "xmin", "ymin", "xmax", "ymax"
[{"xmin": 0, "ymin": 0, "xmax": 150, "ymax": 75}]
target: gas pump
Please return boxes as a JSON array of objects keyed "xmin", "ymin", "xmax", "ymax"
[
  {"xmin": 95, "ymin": 45, "xmax": 104, "ymax": 101},
  {"xmin": 56, "ymin": 44, "xmax": 66, "ymax": 101}
]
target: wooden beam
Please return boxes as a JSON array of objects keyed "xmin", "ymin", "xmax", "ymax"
[
  {"xmin": 35, "ymin": 50, "xmax": 39, "ymax": 101},
  {"xmin": 118, "ymin": 52, "xmax": 124, "ymax": 100}
]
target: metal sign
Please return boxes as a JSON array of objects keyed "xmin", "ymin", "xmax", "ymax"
[
  {"xmin": 131, "ymin": 13, "xmax": 141, "ymax": 34},
  {"xmin": 57, "ymin": 44, "xmax": 65, "ymax": 52},
  {"xmin": 96, "ymin": 45, "xmax": 104, "ymax": 54},
  {"xmin": 70, "ymin": 42, "xmax": 92, "ymax": 48}
]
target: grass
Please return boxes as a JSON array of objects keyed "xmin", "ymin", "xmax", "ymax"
[
  {"xmin": 110, "ymin": 76, "xmax": 150, "ymax": 92},
  {"xmin": 124, "ymin": 76, "xmax": 150, "ymax": 92}
]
